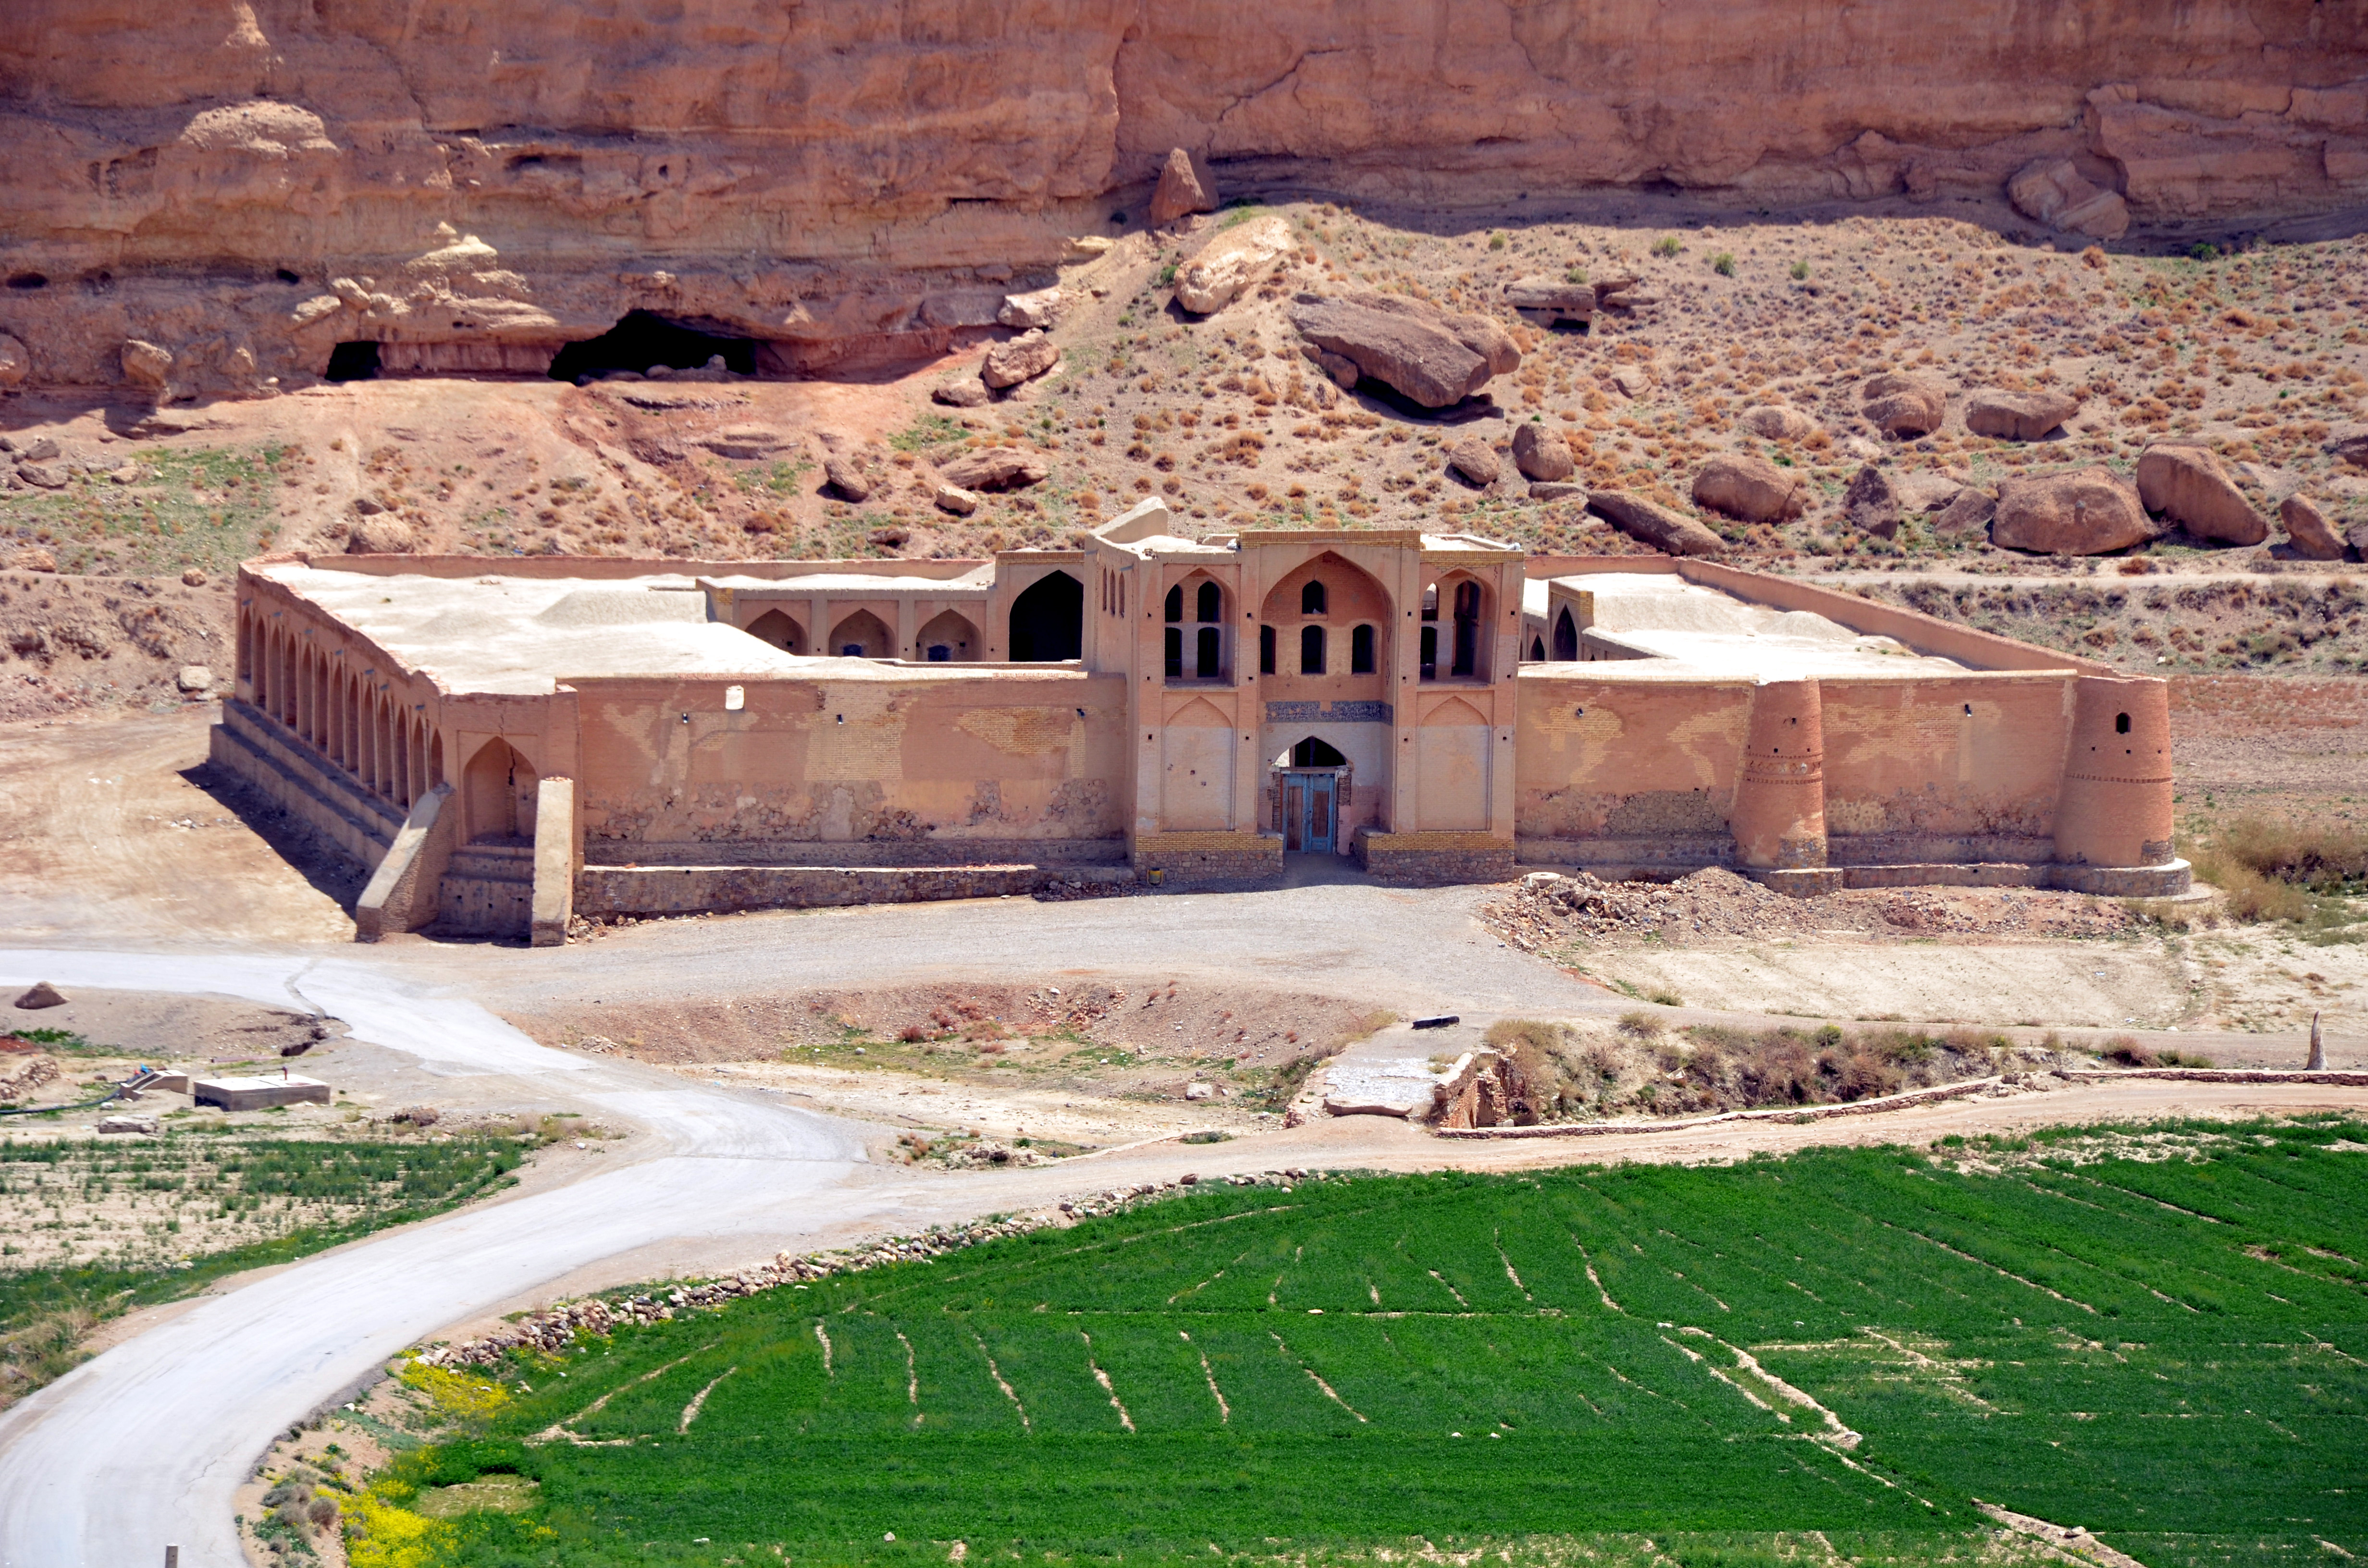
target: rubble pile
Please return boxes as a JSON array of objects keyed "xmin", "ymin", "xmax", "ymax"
[
  {"xmin": 415, "ymin": 1170, "xmax": 1320, "ymax": 1369},
  {"xmin": 1489, "ymin": 868, "xmax": 2138, "ymax": 949}
]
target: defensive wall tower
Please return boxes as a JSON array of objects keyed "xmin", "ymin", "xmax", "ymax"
[{"xmin": 1728, "ymin": 677, "xmax": 1827, "ymax": 872}]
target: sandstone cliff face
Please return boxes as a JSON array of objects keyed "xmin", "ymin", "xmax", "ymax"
[{"xmin": 1, "ymin": 0, "xmax": 2363, "ymax": 393}]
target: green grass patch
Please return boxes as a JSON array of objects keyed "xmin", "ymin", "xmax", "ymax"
[
  {"xmin": 0, "ymin": 443, "xmax": 290, "ymax": 576},
  {"xmin": 0, "ymin": 1132, "xmax": 526, "ymax": 1407},
  {"xmin": 372, "ymin": 1120, "xmax": 2368, "ymax": 1568},
  {"xmin": 889, "ymin": 414, "xmax": 968, "ymax": 454}
]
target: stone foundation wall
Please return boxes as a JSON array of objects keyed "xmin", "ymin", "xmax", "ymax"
[
  {"xmin": 578, "ymin": 862, "xmax": 1135, "ymax": 916},
  {"xmin": 208, "ymin": 699, "xmax": 402, "ymax": 878},
  {"xmin": 1131, "ymin": 831, "xmax": 1283, "ymax": 886},
  {"xmin": 1355, "ymin": 829, "xmax": 1515, "ymax": 886}
]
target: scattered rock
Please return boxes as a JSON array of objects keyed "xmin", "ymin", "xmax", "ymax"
[
  {"xmin": 1862, "ymin": 373, "xmax": 1947, "ymax": 438},
  {"xmin": 108, "ymin": 463, "xmax": 147, "ymax": 484},
  {"xmin": 1503, "ymin": 274, "xmax": 1596, "ymax": 326},
  {"xmin": 1147, "ymin": 147, "xmax": 1219, "ymax": 226},
  {"xmin": 1691, "ymin": 453, "xmax": 1805, "ymax": 523},
  {"xmin": 1288, "ymin": 291, "xmax": 1517, "ymax": 408},
  {"xmin": 1992, "ymin": 466, "xmax": 2155, "ymax": 555},
  {"xmin": 2007, "ymin": 158, "xmax": 2132, "ymax": 240},
  {"xmin": 15, "ymin": 462, "xmax": 67, "ymax": 489},
  {"xmin": 1446, "ymin": 436, "xmax": 1500, "ymax": 487},
  {"xmin": 1065, "ymin": 236, "xmax": 1116, "ymax": 259},
  {"xmin": 933, "ymin": 483, "xmax": 981, "ymax": 515},
  {"xmin": 16, "ymin": 548, "xmax": 55, "ymax": 573},
  {"xmin": 982, "ymin": 329, "xmax": 1060, "ymax": 389},
  {"xmin": 1965, "ymin": 388, "xmax": 2080, "ymax": 441},
  {"xmin": 392, "ymin": 1104, "xmax": 440, "ymax": 1127},
  {"xmin": 346, "ymin": 516, "xmax": 417, "ymax": 554},
  {"xmin": 2136, "ymin": 443, "xmax": 2269, "ymax": 545},
  {"xmin": 1301, "ymin": 346, "xmax": 1360, "ymax": 390},
  {"xmin": 121, "ymin": 339, "xmax": 173, "ymax": 391},
  {"xmin": 2279, "ymin": 494, "xmax": 2347, "ymax": 561},
  {"xmin": 939, "ymin": 447, "xmax": 1048, "ymax": 492},
  {"xmin": 698, "ymin": 425, "xmax": 790, "ymax": 460},
  {"xmin": 1529, "ymin": 481, "xmax": 1586, "ymax": 502},
  {"xmin": 2349, "ymin": 519, "xmax": 2368, "ymax": 562},
  {"xmin": 1738, "ymin": 405, "xmax": 1816, "ymax": 441},
  {"xmin": 97, "ymin": 1114, "xmax": 160, "ymax": 1136},
  {"xmin": 17, "ymin": 437, "xmax": 60, "ymax": 463},
  {"xmin": 2323, "ymin": 426, "xmax": 2368, "ymax": 467},
  {"xmin": 822, "ymin": 452, "xmax": 873, "ymax": 502},
  {"xmin": 177, "ymin": 664, "xmax": 213, "ymax": 693},
  {"xmin": 1610, "ymin": 367, "xmax": 1654, "ymax": 400},
  {"xmin": 1175, "ymin": 216, "xmax": 1295, "ymax": 314},
  {"xmin": 1930, "ymin": 487, "xmax": 1998, "ymax": 537},
  {"xmin": 1184, "ymin": 1080, "xmax": 1215, "ymax": 1101},
  {"xmin": 1587, "ymin": 490, "xmax": 1727, "ymax": 557},
  {"xmin": 1843, "ymin": 464, "xmax": 1904, "ymax": 538},
  {"xmin": 351, "ymin": 495, "xmax": 387, "ymax": 515},
  {"xmin": 997, "ymin": 287, "xmax": 1064, "ymax": 331},
  {"xmin": 181, "ymin": 567, "xmax": 207, "ymax": 587},
  {"xmin": 933, "ymin": 380, "xmax": 990, "ymax": 408},
  {"xmin": 0, "ymin": 333, "xmax": 26, "ymax": 388},
  {"xmin": 866, "ymin": 527, "xmax": 909, "ymax": 549},
  {"xmin": 13, "ymin": 982, "xmax": 67, "ymax": 1009},
  {"xmin": 1511, "ymin": 422, "xmax": 1575, "ymax": 482}
]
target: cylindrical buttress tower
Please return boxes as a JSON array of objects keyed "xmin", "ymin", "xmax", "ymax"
[
  {"xmin": 1730, "ymin": 677, "xmax": 1827, "ymax": 870},
  {"xmin": 2054, "ymin": 674, "xmax": 2174, "ymax": 868}
]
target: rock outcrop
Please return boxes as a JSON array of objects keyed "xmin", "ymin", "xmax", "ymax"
[
  {"xmin": 1862, "ymin": 374, "xmax": 1948, "ymax": 439},
  {"xmin": 2006, "ymin": 158, "xmax": 2132, "ymax": 239},
  {"xmin": 0, "ymin": 2, "xmax": 2363, "ymax": 393},
  {"xmin": 982, "ymin": 329, "xmax": 1061, "ymax": 390},
  {"xmin": 1691, "ymin": 453, "xmax": 1805, "ymax": 523},
  {"xmin": 1175, "ymin": 215, "xmax": 1295, "ymax": 314},
  {"xmin": 1503, "ymin": 275, "xmax": 1596, "ymax": 327},
  {"xmin": 1287, "ymin": 292, "xmax": 1517, "ymax": 407},
  {"xmin": 2279, "ymin": 494, "xmax": 2347, "ymax": 560},
  {"xmin": 1992, "ymin": 467, "xmax": 2155, "ymax": 555},
  {"xmin": 1965, "ymin": 389, "xmax": 2079, "ymax": 441},
  {"xmin": 2135, "ymin": 443, "xmax": 2269, "ymax": 545},
  {"xmin": 1587, "ymin": 490, "xmax": 1727, "ymax": 558},
  {"xmin": 1511, "ymin": 422, "xmax": 1575, "ymax": 482},
  {"xmin": 939, "ymin": 446, "xmax": 1049, "ymax": 491},
  {"xmin": 1147, "ymin": 147, "xmax": 1218, "ymax": 225}
]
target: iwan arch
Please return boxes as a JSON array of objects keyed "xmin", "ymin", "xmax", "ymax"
[{"xmin": 217, "ymin": 497, "xmax": 2185, "ymax": 944}]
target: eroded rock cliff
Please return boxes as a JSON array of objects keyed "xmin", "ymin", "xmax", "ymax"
[{"xmin": 1, "ymin": 0, "xmax": 2362, "ymax": 393}]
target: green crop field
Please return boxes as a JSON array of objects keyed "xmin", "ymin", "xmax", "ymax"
[{"xmin": 362, "ymin": 1121, "xmax": 2368, "ymax": 1568}]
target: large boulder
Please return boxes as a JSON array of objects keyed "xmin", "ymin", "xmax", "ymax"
[
  {"xmin": 2325, "ymin": 426, "xmax": 2368, "ymax": 467},
  {"xmin": 0, "ymin": 334, "xmax": 27, "ymax": 389},
  {"xmin": 1446, "ymin": 435, "xmax": 1500, "ymax": 487},
  {"xmin": 2007, "ymin": 158, "xmax": 2132, "ymax": 241},
  {"xmin": 2350, "ymin": 520, "xmax": 2368, "ymax": 562},
  {"xmin": 1503, "ymin": 275, "xmax": 1595, "ymax": 326},
  {"xmin": 982, "ymin": 330, "xmax": 1060, "ymax": 389},
  {"xmin": 1842, "ymin": 465, "xmax": 1903, "ymax": 538},
  {"xmin": 1511, "ymin": 422, "xmax": 1575, "ymax": 482},
  {"xmin": 932, "ymin": 380, "xmax": 989, "ymax": 408},
  {"xmin": 1739, "ymin": 404, "xmax": 1816, "ymax": 441},
  {"xmin": 121, "ymin": 339, "xmax": 173, "ymax": 390},
  {"xmin": 1691, "ymin": 453, "xmax": 1805, "ymax": 523},
  {"xmin": 1288, "ymin": 292, "xmax": 1517, "ymax": 408},
  {"xmin": 1930, "ymin": 487, "xmax": 1998, "ymax": 537},
  {"xmin": 12, "ymin": 981, "xmax": 66, "ymax": 1009},
  {"xmin": 997, "ymin": 287, "xmax": 1063, "ymax": 331},
  {"xmin": 1992, "ymin": 466, "xmax": 2155, "ymax": 554},
  {"xmin": 2135, "ymin": 443, "xmax": 2269, "ymax": 545},
  {"xmin": 2278, "ymin": 493, "xmax": 2347, "ymax": 561},
  {"xmin": 822, "ymin": 452, "xmax": 873, "ymax": 502},
  {"xmin": 939, "ymin": 446, "xmax": 1048, "ymax": 492},
  {"xmin": 1587, "ymin": 490, "xmax": 1727, "ymax": 557},
  {"xmin": 1147, "ymin": 148, "xmax": 1218, "ymax": 226},
  {"xmin": 1965, "ymin": 388, "xmax": 2080, "ymax": 441},
  {"xmin": 346, "ymin": 516, "xmax": 416, "ymax": 553},
  {"xmin": 1176, "ymin": 216, "xmax": 1295, "ymax": 315},
  {"xmin": 1862, "ymin": 373, "xmax": 1948, "ymax": 438}
]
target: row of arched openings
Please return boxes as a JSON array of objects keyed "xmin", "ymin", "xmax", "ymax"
[{"xmin": 239, "ymin": 610, "xmax": 444, "ymax": 812}]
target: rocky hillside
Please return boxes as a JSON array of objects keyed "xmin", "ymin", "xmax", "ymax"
[{"xmin": 0, "ymin": 0, "xmax": 2363, "ymax": 395}]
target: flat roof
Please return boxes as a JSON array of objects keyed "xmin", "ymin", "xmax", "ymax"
[
  {"xmin": 256, "ymin": 564, "xmax": 932, "ymax": 694},
  {"xmin": 1546, "ymin": 573, "xmax": 1972, "ymax": 679}
]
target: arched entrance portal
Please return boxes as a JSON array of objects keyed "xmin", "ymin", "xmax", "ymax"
[
  {"xmin": 915, "ymin": 609, "xmax": 979, "ymax": 662},
  {"xmin": 463, "ymin": 739, "xmax": 538, "ymax": 844},
  {"xmin": 1008, "ymin": 572, "xmax": 1082, "ymax": 662},
  {"xmin": 1272, "ymin": 735, "xmax": 1349, "ymax": 855}
]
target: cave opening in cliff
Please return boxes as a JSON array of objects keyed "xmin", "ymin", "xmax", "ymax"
[
  {"xmin": 547, "ymin": 310, "xmax": 760, "ymax": 382},
  {"xmin": 324, "ymin": 341, "xmax": 382, "ymax": 382}
]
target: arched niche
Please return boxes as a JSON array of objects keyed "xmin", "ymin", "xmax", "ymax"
[
  {"xmin": 463, "ymin": 739, "xmax": 539, "ymax": 844},
  {"xmin": 827, "ymin": 610, "xmax": 893, "ymax": 659},
  {"xmin": 1009, "ymin": 571, "xmax": 1083, "ymax": 662},
  {"xmin": 1419, "ymin": 568, "xmax": 1492, "ymax": 681},
  {"xmin": 916, "ymin": 609, "xmax": 979, "ymax": 662},
  {"xmin": 1164, "ymin": 568, "xmax": 1229, "ymax": 680},
  {"xmin": 745, "ymin": 608, "xmax": 804, "ymax": 654},
  {"xmin": 1553, "ymin": 607, "xmax": 1579, "ymax": 661},
  {"xmin": 1258, "ymin": 551, "xmax": 1388, "ymax": 702}
]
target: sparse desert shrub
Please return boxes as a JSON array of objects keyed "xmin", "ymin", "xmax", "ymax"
[
  {"xmin": 1651, "ymin": 235, "xmax": 1683, "ymax": 257},
  {"xmin": 2099, "ymin": 1036, "xmax": 2156, "ymax": 1067}
]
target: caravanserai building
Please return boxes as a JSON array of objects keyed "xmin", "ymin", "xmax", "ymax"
[{"xmin": 218, "ymin": 497, "xmax": 2185, "ymax": 943}]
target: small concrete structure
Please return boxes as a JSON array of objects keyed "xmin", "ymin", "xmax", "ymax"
[
  {"xmin": 211, "ymin": 497, "xmax": 2186, "ymax": 938},
  {"xmin": 191, "ymin": 1076, "xmax": 332, "ymax": 1111}
]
